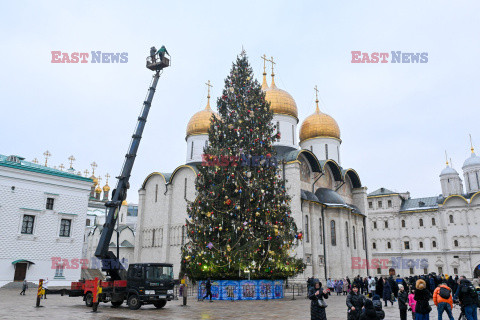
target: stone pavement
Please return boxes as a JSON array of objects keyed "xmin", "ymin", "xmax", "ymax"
[{"xmin": 0, "ymin": 289, "xmax": 472, "ymax": 320}]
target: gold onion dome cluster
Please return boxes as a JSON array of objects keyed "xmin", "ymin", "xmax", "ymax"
[
  {"xmin": 300, "ymin": 103, "xmax": 341, "ymax": 142},
  {"xmin": 103, "ymin": 183, "xmax": 110, "ymax": 192},
  {"xmin": 186, "ymin": 97, "xmax": 218, "ymax": 138},
  {"xmin": 262, "ymin": 74, "xmax": 298, "ymax": 120}
]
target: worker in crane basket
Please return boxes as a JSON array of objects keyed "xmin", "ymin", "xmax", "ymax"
[{"xmin": 156, "ymin": 45, "xmax": 170, "ymax": 61}]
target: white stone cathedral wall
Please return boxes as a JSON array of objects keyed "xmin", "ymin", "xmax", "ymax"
[
  {"xmin": 272, "ymin": 114, "xmax": 298, "ymax": 148},
  {"xmin": 300, "ymin": 137, "xmax": 341, "ymax": 164}
]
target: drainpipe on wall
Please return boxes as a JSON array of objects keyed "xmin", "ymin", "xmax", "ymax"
[
  {"xmin": 363, "ymin": 216, "xmax": 370, "ymax": 277},
  {"xmin": 321, "ymin": 206, "xmax": 328, "ymax": 282}
]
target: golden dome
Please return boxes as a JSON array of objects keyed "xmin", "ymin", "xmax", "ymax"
[
  {"xmin": 122, "ymin": 200, "xmax": 128, "ymax": 206},
  {"xmin": 186, "ymin": 95, "xmax": 218, "ymax": 138},
  {"xmin": 300, "ymin": 103, "xmax": 341, "ymax": 142},
  {"xmin": 103, "ymin": 184, "xmax": 110, "ymax": 192},
  {"xmin": 90, "ymin": 175, "xmax": 98, "ymax": 186},
  {"xmin": 95, "ymin": 185, "xmax": 102, "ymax": 193},
  {"xmin": 263, "ymin": 74, "xmax": 298, "ymax": 120}
]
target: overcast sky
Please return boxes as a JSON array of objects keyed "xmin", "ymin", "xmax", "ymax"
[{"xmin": 1, "ymin": 1, "xmax": 479, "ymax": 203}]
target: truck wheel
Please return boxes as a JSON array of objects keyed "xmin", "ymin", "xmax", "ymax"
[
  {"xmin": 153, "ymin": 300, "xmax": 167, "ymax": 309},
  {"xmin": 111, "ymin": 300, "xmax": 123, "ymax": 308},
  {"xmin": 127, "ymin": 294, "xmax": 142, "ymax": 310},
  {"xmin": 85, "ymin": 292, "xmax": 93, "ymax": 307}
]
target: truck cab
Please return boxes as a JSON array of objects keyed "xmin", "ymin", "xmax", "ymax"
[{"xmin": 124, "ymin": 263, "xmax": 175, "ymax": 310}]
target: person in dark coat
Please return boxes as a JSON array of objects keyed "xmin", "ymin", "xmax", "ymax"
[
  {"xmin": 359, "ymin": 299, "xmax": 380, "ymax": 320},
  {"xmin": 376, "ymin": 277, "xmax": 384, "ymax": 297},
  {"xmin": 347, "ymin": 284, "xmax": 366, "ymax": 320},
  {"xmin": 308, "ymin": 279, "xmax": 329, "ymax": 320},
  {"xmin": 372, "ymin": 294, "xmax": 385, "ymax": 319},
  {"xmin": 382, "ymin": 279, "xmax": 393, "ymax": 307},
  {"xmin": 397, "ymin": 284, "xmax": 409, "ymax": 320},
  {"xmin": 446, "ymin": 276, "xmax": 456, "ymax": 292},
  {"xmin": 414, "ymin": 279, "xmax": 431, "ymax": 320},
  {"xmin": 387, "ymin": 268, "xmax": 399, "ymax": 298},
  {"xmin": 202, "ymin": 278, "xmax": 213, "ymax": 301}
]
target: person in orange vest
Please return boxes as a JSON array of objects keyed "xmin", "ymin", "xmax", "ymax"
[{"xmin": 433, "ymin": 281, "xmax": 454, "ymax": 320}]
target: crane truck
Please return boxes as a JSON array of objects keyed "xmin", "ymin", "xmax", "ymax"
[{"xmin": 68, "ymin": 49, "xmax": 174, "ymax": 310}]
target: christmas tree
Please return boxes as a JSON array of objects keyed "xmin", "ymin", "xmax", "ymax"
[{"xmin": 181, "ymin": 52, "xmax": 304, "ymax": 280}]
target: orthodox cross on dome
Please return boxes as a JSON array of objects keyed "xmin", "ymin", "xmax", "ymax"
[
  {"xmin": 445, "ymin": 150, "xmax": 449, "ymax": 166},
  {"xmin": 97, "ymin": 176, "xmax": 102, "ymax": 185},
  {"xmin": 43, "ymin": 150, "xmax": 51, "ymax": 167},
  {"xmin": 261, "ymin": 54, "xmax": 268, "ymax": 75},
  {"xmin": 90, "ymin": 161, "xmax": 97, "ymax": 175},
  {"xmin": 269, "ymin": 56, "xmax": 276, "ymax": 77},
  {"xmin": 470, "ymin": 134, "xmax": 475, "ymax": 153},
  {"xmin": 84, "ymin": 169, "xmax": 89, "ymax": 177},
  {"xmin": 205, "ymin": 80, "xmax": 213, "ymax": 109},
  {"xmin": 68, "ymin": 155, "xmax": 76, "ymax": 168},
  {"xmin": 314, "ymin": 85, "xmax": 320, "ymax": 113},
  {"xmin": 59, "ymin": 163, "xmax": 65, "ymax": 171},
  {"xmin": 105, "ymin": 173, "xmax": 110, "ymax": 184}
]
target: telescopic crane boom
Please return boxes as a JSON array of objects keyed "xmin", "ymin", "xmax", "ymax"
[{"xmin": 94, "ymin": 50, "xmax": 170, "ymax": 280}]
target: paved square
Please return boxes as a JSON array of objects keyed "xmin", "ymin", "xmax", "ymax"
[{"xmin": 1, "ymin": 289, "xmax": 471, "ymax": 320}]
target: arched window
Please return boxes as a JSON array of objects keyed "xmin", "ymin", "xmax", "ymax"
[
  {"xmin": 384, "ymin": 220, "xmax": 388, "ymax": 228},
  {"xmin": 372, "ymin": 242, "xmax": 377, "ymax": 249},
  {"xmin": 454, "ymin": 239, "xmax": 459, "ymax": 247},
  {"xmin": 190, "ymin": 141, "xmax": 194, "ymax": 159},
  {"xmin": 419, "ymin": 241, "xmax": 424, "ymax": 248},
  {"xmin": 345, "ymin": 221, "xmax": 349, "ymax": 247},
  {"xmin": 319, "ymin": 218, "xmax": 323, "ymax": 244},
  {"xmin": 401, "ymin": 220, "xmax": 406, "ymax": 228},
  {"xmin": 325, "ymin": 144, "xmax": 329, "ymax": 159},
  {"xmin": 432, "ymin": 218, "xmax": 436, "ymax": 226},
  {"xmin": 305, "ymin": 215, "xmax": 310, "ymax": 243},
  {"xmin": 331, "ymin": 220, "xmax": 336, "ymax": 246},
  {"xmin": 387, "ymin": 242, "xmax": 391, "ymax": 249},
  {"xmin": 449, "ymin": 215, "xmax": 454, "ymax": 223},
  {"xmin": 432, "ymin": 240, "xmax": 437, "ymax": 248},
  {"xmin": 373, "ymin": 221, "xmax": 377, "ymax": 229},
  {"xmin": 419, "ymin": 219, "xmax": 424, "ymax": 227},
  {"xmin": 353, "ymin": 226, "xmax": 356, "ymax": 249}
]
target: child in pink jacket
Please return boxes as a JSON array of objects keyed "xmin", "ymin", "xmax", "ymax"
[{"xmin": 408, "ymin": 289, "xmax": 416, "ymax": 320}]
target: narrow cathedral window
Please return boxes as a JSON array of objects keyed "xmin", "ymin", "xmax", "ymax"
[
  {"xmin": 404, "ymin": 241, "xmax": 410, "ymax": 250},
  {"xmin": 449, "ymin": 215, "xmax": 454, "ymax": 223},
  {"xmin": 305, "ymin": 215, "xmax": 310, "ymax": 243},
  {"xmin": 388, "ymin": 200, "xmax": 392, "ymax": 208},
  {"xmin": 155, "ymin": 184, "xmax": 158, "ymax": 202},
  {"xmin": 152, "ymin": 229, "xmax": 156, "ymax": 247},
  {"xmin": 432, "ymin": 218, "xmax": 436, "ymax": 226},
  {"xmin": 292, "ymin": 125, "xmax": 295, "ymax": 144},
  {"xmin": 337, "ymin": 146, "xmax": 340, "ymax": 163},
  {"xmin": 184, "ymin": 178, "xmax": 187, "ymax": 199},
  {"xmin": 190, "ymin": 141, "xmax": 194, "ymax": 159},
  {"xmin": 319, "ymin": 218, "xmax": 323, "ymax": 244},
  {"xmin": 454, "ymin": 240, "xmax": 459, "ymax": 247},
  {"xmin": 372, "ymin": 242, "xmax": 376, "ymax": 249},
  {"xmin": 373, "ymin": 221, "xmax": 377, "ymax": 229},
  {"xmin": 438, "ymin": 267, "xmax": 443, "ymax": 274},
  {"xmin": 432, "ymin": 240, "xmax": 437, "ymax": 248},
  {"xmin": 330, "ymin": 220, "xmax": 336, "ymax": 246},
  {"xmin": 353, "ymin": 226, "xmax": 356, "ymax": 249},
  {"xmin": 419, "ymin": 219, "xmax": 424, "ymax": 227},
  {"xmin": 419, "ymin": 241, "xmax": 423, "ymax": 248},
  {"xmin": 325, "ymin": 144, "xmax": 329, "ymax": 159},
  {"xmin": 387, "ymin": 242, "xmax": 391, "ymax": 249},
  {"xmin": 454, "ymin": 267, "xmax": 458, "ymax": 275},
  {"xmin": 384, "ymin": 221, "xmax": 388, "ymax": 228},
  {"xmin": 345, "ymin": 221, "xmax": 349, "ymax": 247},
  {"xmin": 401, "ymin": 220, "xmax": 405, "ymax": 228}
]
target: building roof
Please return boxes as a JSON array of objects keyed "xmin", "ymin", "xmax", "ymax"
[
  {"xmin": 400, "ymin": 196, "xmax": 439, "ymax": 213},
  {"xmin": 463, "ymin": 152, "xmax": 480, "ymax": 168},
  {"xmin": 300, "ymin": 188, "xmax": 365, "ymax": 216},
  {"xmin": 0, "ymin": 154, "xmax": 92, "ymax": 183},
  {"xmin": 368, "ymin": 187, "xmax": 397, "ymax": 197}
]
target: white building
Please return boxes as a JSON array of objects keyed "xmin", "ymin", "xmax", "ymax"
[
  {"xmin": 134, "ymin": 65, "xmax": 370, "ymax": 282},
  {"xmin": 0, "ymin": 154, "xmax": 92, "ymax": 287},
  {"xmin": 368, "ymin": 149, "xmax": 480, "ymax": 278}
]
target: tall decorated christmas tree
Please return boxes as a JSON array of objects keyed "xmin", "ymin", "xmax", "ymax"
[{"xmin": 181, "ymin": 52, "xmax": 304, "ymax": 280}]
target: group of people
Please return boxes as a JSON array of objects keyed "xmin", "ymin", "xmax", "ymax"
[{"xmin": 308, "ymin": 268, "xmax": 480, "ymax": 320}]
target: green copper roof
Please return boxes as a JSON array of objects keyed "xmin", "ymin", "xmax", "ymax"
[{"xmin": 0, "ymin": 154, "xmax": 92, "ymax": 183}]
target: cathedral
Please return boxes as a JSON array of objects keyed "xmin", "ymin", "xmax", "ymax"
[
  {"xmin": 368, "ymin": 147, "xmax": 480, "ymax": 278},
  {"xmin": 134, "ymin": 61, "xmax": 370, "ymax": 282}
]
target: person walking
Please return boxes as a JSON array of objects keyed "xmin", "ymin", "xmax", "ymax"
[
  {"xmin": 382, "ymin": 279, "xmax": 393, "ymax": 307},
  {"xmin": 368, "ymin": 277, "xmax": 376, "ymax": 299},
  {"xmin": 457, "ymin": 278, "xmax": 479, "ymax": 320},
  {"xmin": 43, "ymin": 278, "xmax": 48, "ymax": 299},
  {"xmin": 376, "ymin": 277, "xmax": 384, "ymax": 297},
  {"xmin": 398, "ymin": 284, "xmax": 409, "ymax": 320},
  {"xmin": 408, "ymin": 289, "xmax": 417, "ymax": 320},
  {"xmin": 387, "ymin": 268, "xmax": 399, "ymax": 299},
  {"xmin": 308, "ymin": 279, "xmax": 329, "ymax": 320},
  {"xmin": 202, "ymin": 278, "xmax": 213, "ymax": 302},
  {"xmin": 372, "ymin": 294, "xmax": 385, "ymax": 319},
  {"xmin": 433, "ymin": 281, "xmax": 454, "ymax": 320},
  {"xmin": 414, "ymin": 279, "xmax": 432, "ymax": 320},
  {"xmin": 327, "ymin": 278, "xmax": 334, "ymax": 295},
  {"xmin": 347, "ymin": 284, "xmax": 366, "ymax": 320},
  {"xmin": 20, "ymin": 279, "xmax": 28, "ymax": 295}
]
